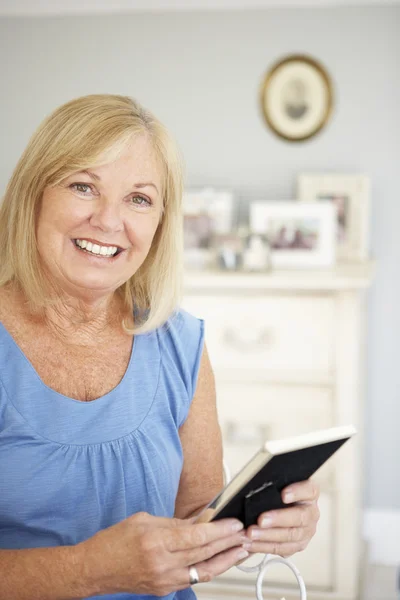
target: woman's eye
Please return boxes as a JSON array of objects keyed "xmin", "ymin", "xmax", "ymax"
[
  {"xmin": 70, "ymin": 183, "xmax": 93, "ymax": 194},
  {"xmin": 130, "ymin": 195, "xmax": 152, "ymax": 207}
]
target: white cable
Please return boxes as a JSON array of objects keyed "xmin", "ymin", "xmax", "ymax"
[
  {"xmin": 236, "ymin": 553, "xmax": 307, "ymax": 600},
  {"xmin": 223, "ymin": 460, "xmax": 307, "ymax": 600}
]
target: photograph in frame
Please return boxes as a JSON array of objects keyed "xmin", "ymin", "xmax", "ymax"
[
  {"xmin": 260, "ymin": 55, "xmax": 334, "ymax": 142},
  {"xmin": 249, "ymin": 201, "xmax": 337, "ymax": 268},
  {"xmin": 183, "ymin": 188, "xmax": 234, "ymax": 270},
  {"xmin": 297, "ymin": 174, "xmax": 370, "ymax": 262}
]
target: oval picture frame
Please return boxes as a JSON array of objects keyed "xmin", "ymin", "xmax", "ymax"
[{"xmin": 260, "ymin": 55, "xmax": 334, "ymax": 142}]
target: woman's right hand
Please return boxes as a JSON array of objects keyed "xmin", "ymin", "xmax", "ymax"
[{"xmin": 78, "ymin": 512, "xmax": 249, "ymax": 597}]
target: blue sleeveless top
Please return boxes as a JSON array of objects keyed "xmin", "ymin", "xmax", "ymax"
[{"xmin": 0, "ymin": 309, "xmax": 204, "ymax": 600}]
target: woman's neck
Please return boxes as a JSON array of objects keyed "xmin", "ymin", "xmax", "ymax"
[
  {"xmin": 43, "ymin": 293, "xmax": 123, "ymax": 347},
  {"xmin": 0, "ymin": 283, "xmax": 131, "ymax": 347}
]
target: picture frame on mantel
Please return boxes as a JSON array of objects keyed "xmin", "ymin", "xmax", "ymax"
[
  {"xmin": 297, "ymin": 173, "xmax": 370, "ymax": 262},
  {"xmin": 182, "ymin": 187, "xmax": 234, "ymax": 271},
  {"xmin": 249, "ymin": 201, "xmax": 336, "ymax": 269}
]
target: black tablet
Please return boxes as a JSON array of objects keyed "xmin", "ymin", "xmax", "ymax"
[{"xmin": 195, "ymin": 425, "xmax": 356, "ymax": 527}]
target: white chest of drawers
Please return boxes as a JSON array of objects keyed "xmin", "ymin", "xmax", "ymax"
[{"xmin": 182, "ymin": 263, "xmax": 374, "ymax": 600}]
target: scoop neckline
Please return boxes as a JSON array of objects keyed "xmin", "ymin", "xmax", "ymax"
[{"xmin": 0, "ymin": 320, "xmax": 140, "ymax": 405}]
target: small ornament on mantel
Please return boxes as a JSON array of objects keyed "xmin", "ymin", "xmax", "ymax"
[{"xmin": 241, "ymin": 229, "xmax": 272, "ymax": 273}]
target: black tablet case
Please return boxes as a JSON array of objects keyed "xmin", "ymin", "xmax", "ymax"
[{"xmin": 210, "ymin": 438, "xmax": 349, "ymax": 528}]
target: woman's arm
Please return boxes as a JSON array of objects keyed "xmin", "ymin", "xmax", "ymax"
[
  {"xmin": 0, "ymin": 514, "xmax": 249, "ymax": 599},
  {"xmin": 174, "ymin": 343, "xmax": 224, "ymax": 519},
  {"xmin": 174, "ymin": 343, "xmax": 321, "ymax": 559},
  {"xmin": 0, "ymin": 544, "xmax": 98, "ymax": 600}
]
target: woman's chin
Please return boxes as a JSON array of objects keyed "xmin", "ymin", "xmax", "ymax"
[{"xmin": 62, "ymin": 275, "xmax": 122, "ymax": 300}]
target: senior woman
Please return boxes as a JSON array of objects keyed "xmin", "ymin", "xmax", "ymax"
[{"xmin": 0, "ymin": 94, "xmax": 320, "ymax": 600}]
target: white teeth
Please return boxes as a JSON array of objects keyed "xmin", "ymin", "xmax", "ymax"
[{"xmin": 75, "ymin": 239, "xmax": 119, "ymax": 257}]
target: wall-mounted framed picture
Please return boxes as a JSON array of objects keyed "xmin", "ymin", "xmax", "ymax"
[
  {"xmin": 297, "ymin": 174, "xmax": 370, "ymax": 262},
  {"xmin": 260, "ymin": 54, "xmax": 334, "ymax": 142},
  {"xmin": 183, "ymin": 188, "xmax": 234, "ymax": 270},
  {"xmin": 249, "ymin": 201, "xmax": 336, "ymax": 268}
]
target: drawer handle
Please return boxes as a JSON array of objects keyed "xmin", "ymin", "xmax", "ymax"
[{"xmin": 222, "ymin": 327, "xmax": 274, "ymax": 350}]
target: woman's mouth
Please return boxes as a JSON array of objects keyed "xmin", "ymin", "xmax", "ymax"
[{"xmin": 73, "ymin": 239, "xmax": 124, "ymax": 258}]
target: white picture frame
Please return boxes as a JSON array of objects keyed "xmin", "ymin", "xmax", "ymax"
[
  {"xmin": 183, "ymin": 188, "xmax": 234, "ymax": 270},
  {"xmin": 249, "ymin": 201, "xmax": 336, "ymax": 269},
  {"xmin": 297, "ymin": 173, "xmax": 370, "ymax": 262}
]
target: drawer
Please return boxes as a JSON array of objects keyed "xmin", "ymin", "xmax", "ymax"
[
  {"xmin": 215, "ymin": 491, "xmax": 334, "ymax": 589},
  {"xmin": 217, "ymin": 382, "xmax": 334, "ymax": 488},
  {"xmin": 183, "ymin": 294, "xmax": 335, "ymax": 374}
]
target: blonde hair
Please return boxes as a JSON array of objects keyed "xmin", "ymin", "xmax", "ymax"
[{"xmin": 0, "ymin": 94, "xmax": 184, "ymax": 334}]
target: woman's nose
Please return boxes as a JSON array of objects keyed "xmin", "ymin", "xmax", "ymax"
[{"xmin": 89, "ymin": 198, "xmax": 124, "ymax": 233}]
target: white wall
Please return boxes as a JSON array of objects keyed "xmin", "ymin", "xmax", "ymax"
[{"xmin": 0, "ymin": 6, "xmax": 399, "ymax": 510}]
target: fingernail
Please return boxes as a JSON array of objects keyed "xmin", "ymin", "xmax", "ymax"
[
  {"xmin": 231, "ymin": 521, "xmax": 244, "ymax": 532},
  {"xmin": 250, "ymin": 528, "xmax": 262, "ymax": 540},
  {"xmin": 237, "ymin": 549, "xmax": 249, "ymax": 560},
  {"xmin": 242, "ymin": 542, "xmax": 253, "ymax": 550},
  {"xmin": 284, "ymin": 492, "xmax": 294, "ymax": 503},
  {"xmin": 261, "ymin": 516, "xmax": 273, "ymax": 528}
]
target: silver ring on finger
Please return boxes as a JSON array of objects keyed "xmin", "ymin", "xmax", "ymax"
[{"xmin": 189, "ymin": 565, "xmax": 200, "ymax": 585}]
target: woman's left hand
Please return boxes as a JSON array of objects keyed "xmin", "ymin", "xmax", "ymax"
[{"xmin": 244, "ymin": 480, "xmax": 320, "ymax": 558}]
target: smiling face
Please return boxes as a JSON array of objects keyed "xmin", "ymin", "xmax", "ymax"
[{"xmin": 36, "ymin": 134, "xmax": 163, "ymax": 303}]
